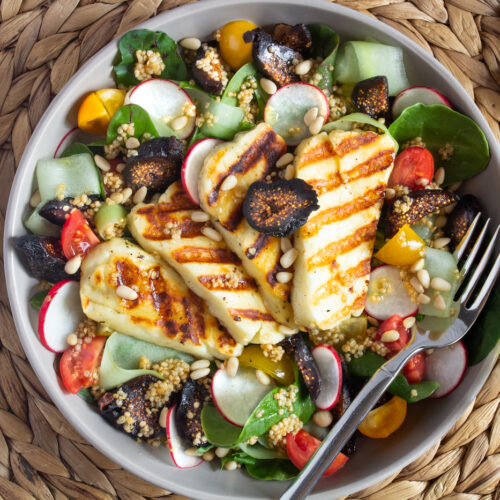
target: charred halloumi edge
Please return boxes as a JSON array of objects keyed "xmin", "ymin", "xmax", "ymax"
[
  {"xmin": 198, "ymin": 123, "xmax": 295, "ymax": 326},
  {"xmin": 292, "ymin": 130, "xmax": 396, "ymax": 331},
  {"xmin": 80, "ymin": 238, "xmax": 243, "ymax": 360},
  {"xmin": 128, "ymin": 182, "xmax": 285, "ymax": 346}
]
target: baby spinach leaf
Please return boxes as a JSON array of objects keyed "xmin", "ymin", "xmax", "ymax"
[
  {"xmin": 194, "ymin": 444, "xmax": 214, "ymax": 455},
  {"xmin": 246, "ymin": 459, "xmax": 299, "ymax": 481},
  {"xmin": 347, "ymin": 351, "xmax": 439, "ymax": 402},
  {"xmin": 239, "ymin": 442, "xmax": 281, "ymax": 460},
  {"xmin": 77, "ymin": 388, "xmax": 95, "ymax": 404},
  {"xmin": 389, "ymin": 104, "xmax": 490, "ymax": 185},
  {"xmin": 29, "ymin": 290, "xmax": 49, "ymax": 310},
  {"xmin": 113, "ymin": 29, "xmax": 187, "ymax": 86},
  {"xmin": 106, "ymin": 104, "xmax": 159, "ymax": 144},
  {"xmin": 221, "ymin": 449, "xmax": 257, "ymax": 467},
  {"xmin": 307, "ymin": 24, "xmax": 339, "ymax": 95},
  {"xmin": 201, "ymin": 405, "xmax": 241, "ymax": 447}
]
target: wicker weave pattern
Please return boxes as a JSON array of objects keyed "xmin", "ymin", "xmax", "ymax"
[{"xmin": 0, "ymin": 1, "xmax": 498, "ymax": 498}]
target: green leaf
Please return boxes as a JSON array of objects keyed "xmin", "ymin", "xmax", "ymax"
[
  {"xmin": 239, "ymin": 442, "xmax": 281, "ymax": 460},
  {"xmin": 113, "ymin": 29, "xmax": 187, "ymax": 86},
  {"xmin": 465, "ymin": 288, "xmax": 500, "ymax": 365},
  {"xmin": 307, "ymin": 24, "xmax": 339, "ymax": 95},
  {"xmin": 389, "ymin": 104, "xmax": 490, "ymax": 186},
  {"xmin": 201, "ymin": 405, "xmax": 241, "ymax": 447},
  {"xmin": 106, "ymin": 104, "xmax": 159, "ymax": 145},
  {"xmin": 194, "ymin": 444, "xmax": 214, "ymax": 455},
  {"xmin": 29, "ymin": 290, "xmax": 49, "ymax": 311},
  {"xmin": 77, "ymin": 388, "xmax": 95, "ymax": 404},
  {"xmin": 246, "ymin": 459, "xmax": 299, "ymax": 481},
  {"xmin": 347, "ymin": 351, "xmax": 439, "ymax": 402}
]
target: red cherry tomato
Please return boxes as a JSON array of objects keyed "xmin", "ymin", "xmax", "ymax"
[
  {"xmin": 375, "ymin": 314, "xmax": 410, "ymax": 354},
  {"xmin": 403, "ymin": 352, "xmax": 426, "ymax": 384},
  {"xmin": 61, "ymin": 209, "xmax": 100, "ymax": 260},
  {"xmin": 59, "ymin": 337, "xmax": 106, "ymax": 394},
  {"xmin": 286, "ymin": 430, "xmax": 349, "ymax": 477},
  {"xmin": 388, "ymin": 147, "xmax": 435, "ymax": 190}
]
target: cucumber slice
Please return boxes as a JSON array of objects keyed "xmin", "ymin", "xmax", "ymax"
[
  {"xmin": 418, "ymin": 301, "xmax": 460, "ymax": 334},
  {"xmin": 238, "ymin": 443, "xmax": 280, "ymax": 460},
  {"xmin": 333, "ymin": 41, "xmax": 409, "ymax": 96},
  {"xmin": 94, "ymin": 204, "xmax": 129, "ymax": 240},
  {"xmin": 24, "ymin": 204, "xmax": 60, "ymax": 237},
  {"xmin": 36, "ymin": 153, "xmax": 102, "ymax": 202}
]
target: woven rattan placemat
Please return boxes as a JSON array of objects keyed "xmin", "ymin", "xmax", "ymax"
[{"xmin": 0, "ymin": 1, "xmax": 499, "ymax": 499}]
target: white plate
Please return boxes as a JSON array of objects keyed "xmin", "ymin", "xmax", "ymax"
[{"xmin": 4, "ymin": 1, "xmax": 500, "ymax": 498}]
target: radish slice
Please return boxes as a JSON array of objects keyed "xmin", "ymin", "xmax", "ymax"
[
  {"xmin": 166, "ymin": 405, "xmax": 203, "ymax": 468},
  {"xmin": 38, "ymin": 280, "xmax": 84, "ymax": 352},
  {"xmin": 264, "ymin": 82, "xmax": 329, "ymax": 146},
  {"xmin": 311, "ymin": 344, "xmax": 342, "ymax": 410},
  {"xmin": 392, "ymin": 86, "xmax": 452, "ymax": 119},
  {"xmin": 126, "ymin": 79, "xmax": 196, "ymax": 139},
  {"xmin": 181, "ymin": 138, "xmax": 223, "ymax": 205},
  {"xmin": 365, "ymin": 265, "xmax": 418, "ymax": 321},
  {"xmin": 425, "ymin": 341, "xmax": 467, "ymax": 398},
  {"xmin": 211, "ymin": 367, "xmax": 273, "ymax": 427}
]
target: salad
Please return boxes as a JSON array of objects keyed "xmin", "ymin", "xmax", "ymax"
[{"xmin": 14, "ymin": 19, "xmax": 499, "ymax": 481}]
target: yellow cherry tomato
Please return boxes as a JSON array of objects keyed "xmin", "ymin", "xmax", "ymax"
[
  {"xmin": 219, "ymin": 20, "xmax": 258, "ymax": 70},
  {"xmin": 375, "ymin": 224, "xmax": 425, "ymax": 266},
  {"xmin": 239, "ymin": 345, "xmax": 294, "ymax": 385},
  {"xmin": 77, "ymin": 88, "xmax": 125, "ymax": 135},
  {"xmin": 358, "ymin": 396, "xmax": 407, "ymax": 439}
]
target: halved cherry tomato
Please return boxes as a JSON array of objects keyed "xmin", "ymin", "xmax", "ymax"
[
  {"xmin": 77, "ymin": 88, "xmax": 125, "ymax": 135},
  {"xmin": 238, "ymin": 345, "xmax": 294, "ymax": 385},
  {"xmin": 218, "ymin": 20, "xmax": 258, "ymax": 70},
  {"xmin": 61, "ymin": 210, "xmax": 100, "ymax": 260},
  {"xmin": 403, "ymin": 352, "xmax": 426, "ymax": 384},
  {"xmin": 358, "ymin": 395, "xmax": 407, "ymax": 438},
  {"xmin": 375, "ymin": 314, "xmax": 410, "ymax": 354},
  {"xmin": 60, "ymin": 337, "xmax": 106, "ymax": 394},
  {"xmin": 286, "ymin": 430, "xmax": 348, "ymax": 476},
  {"xmin": 388, "ymin": 146, "xmax": 435, "ymax": 190},
  {"xmin": 375, "ymin": 224, "xmax": 425, "ymax": 267}
]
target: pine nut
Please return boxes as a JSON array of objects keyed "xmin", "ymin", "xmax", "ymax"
[
  {"xmin": 255, "ymin": 369, "xmax": 271, "ymax": 385},
  {"xmin": 116, "ymin": 285, "xmax": 138, "ymax": 300},
  {"xmin": 133, "ymin": 186, "xmax": 147, "ymax": 204},
  {"xmin": 180, "ymin": 37, "xmax": 202, "ymax": 50},
  {"xmin": 203, "ymin": 450, "xmax": 215, "ymax": 461},
  {"xmin": 280, "ymin": 237, "xmax": 292, "ymax": 253},
  {"xmin": 295, "ymin": 59, "xmax": 312, "ymax": 75},
  {"xmin": 201, "ymin": 226, "xmax": 222, "ymax": 241},
  {"xmin": 171, "ymin": 115, "xmax": 189, "ymax": 131},
  {"xmin": 303, "ymin": 107, "xmax": 319, "ymax": 127},
  {"xmin": 276, "ymin": 271, "xmax": 293, "ymax": 284},
  {"xmin": 215, "ymin": 447, "xmax": 230, "ymax": 458},
  {"xmin": 448, "ymin": 181, "xmax": 462, "ymax": 192},
  {"xmin": 410, "ymin": 277, "xmax": 425, "ymax": 294},
  {"xmin": 433, "ymin": 293, "xmax": 447, "ymax": 311},
  {"xmin": 284, "ymin": 163, "xmax": 295, "ymax": 180},
  {"xmin": 381, "ymin": 329, "xmax": 400, "ymax": 342},
  {"xmin": 110, "ymin": 191, "xmax": 123, "ymax": 203},
  {"xmin": 159, "ymin": 407, "xmax": 168, "ymax": 427},
  {"xmin": 276, "ymin": 152, "xmax": 294, "ymax": 168},
  {"xmin": 308, "ymin": 116, "xmax": 324, "ymax": 135},
  {"xmin": 431, "ymin": 277, "xmax": 451, "ymax": 292},
  {"xmin": 435, "ymin": 215, "xmax": 447, "ymax": 229},
  {"xmin": 444, "ymin": 203, "xmax": 457, "ymax": 214},
  {"xmin": 191, "ymin": 210, "xmax": 209, "ymax": 222},
  {"xmin": 417, "ymin": 269, "xmax": 430, "ymax": 288},
  {"xmin": 226, "ymin": 356, "xmax": 239, "ymax": 377},
  {"xmin": 67, "ymin": 333, "xmax": 78, "ymax": 346},
  {"xmin": 416, "ymin": 177, "xmax": 429, "ymax": 186},
  {"xmin": 410, "ymin": 258, "xmax": 425, "ymax": 273},
  {"xmin": 312, "ymin": 410, "xmax": 333, "ymax": 428},
  {"xmin": 367, "ymin": 316, "xmax": 379, "ymax": 326},
  {"xmin": 224, "ymin": 460, "xmax": 238, "ymax": 471},
  {"xmin": 190, "ymin": 367, "xmax": 210, "ymax": 380},
  {"xmin": 151, "ymin": 193, "xmax": 160, "ymax": 204},
  {"xmin": 385, "ymin": 188, "xmax": 396, "ymax": 200},
  {"xmin": 94, "ymin": 154, "xmax": 110, "ymax": 172},
  {"xmin": 185, "ymin": 447, "xmax": 200, "ymax": 457},
  {"xmin": 280, "ymin": 248, "xmax": 298, "ymax": 268},
  {"xmin": 279, "ymin": 325, "xmax": 299, "ymax": 335},
  {"xmin": 191, "ymin": 359, "xmax": 210, "ymax": 371},
  {"xmin": 433, "ymin": 237, "xmax": 451, "ymax": 249},
  {"xmin": 125, "ymin": 137, "xmax": 140, "ymax": 149},
  {"xmin": 260, "ymin": 78, "xmax": 277, "ymax": 95},
  {"xmin": 417, "ymin": 293, "xmax": 431, "ymax": 304},
  {"xmin": 220, "ymin": 174, "xmax": 237, "ymax": 191},
  {"xmin": 121, "ymin": 187, "xmax": 133, "ymax": 203},
  {"xmin": 64, "ymin": 254, "xmax": 82, "ymax": 275},
  {"xmin": 29, "ymin": 190, "xmax": 41, "ymax": 208},
  {"xmin": 116, "ymin": 162, "xmax": 126, "ymax": 173},
  {"xmin": 403, "ymin": 316, "xmax": 416, "ymax": 329},
  {"xmin": 435, "ymin": 167, "xmax": 445, "ymax": 185}
]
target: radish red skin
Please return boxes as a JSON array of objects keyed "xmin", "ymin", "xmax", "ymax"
[
  {"xmin": 312, "ymin": 344, "xmax": 342, "ymax": 410},
  {"xmin": 392, "ymin": 86, "xmax": 452, "ymax": 119}
]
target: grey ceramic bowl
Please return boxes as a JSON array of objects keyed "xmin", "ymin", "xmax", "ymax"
[{"xmin": 4, "ymin": 0, "xmax": 500, "ymax": 498}]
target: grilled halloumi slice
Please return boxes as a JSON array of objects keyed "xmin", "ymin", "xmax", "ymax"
[
  {"xmin": 198, "ymin": 123, "xmax": 295, "ymax": 326},
  {"xmin": 293, "ymin": 130, "xmax": 396, "ymax": 331},
  {"xmin": 80, "ymin": 238, "xmax": 242, "ymax": 359},
  {"xmin": 128, "ymin": 181, "xmax": 284, "ymax": 346}
]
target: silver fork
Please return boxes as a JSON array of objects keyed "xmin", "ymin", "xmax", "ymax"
[{"xmin": 281, "ymin": 215, "xmax": 500, "ymax": 500}]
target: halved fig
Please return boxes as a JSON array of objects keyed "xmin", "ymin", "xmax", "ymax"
[
  {"xmin": 14, "ymin": 235, "xmax": 70, "ymax": 283},
  {"xmin": 386, "ymin": 190, "xmax": 459, "ymax": 238},
  {"xmin": 175, "ymin": 379, "xmax": 210, "ymax": 447},
  {"xmin": 272, "ymin": 23, "xmax": 312, "ymax": 54},
  {"xmin": 192, "ymin": 42, "xmax": 227, "ymax": 96},
  {"xmin": 279, "ymin": 334, "xmax": 322, "ymax": 401},
  {"xmin": 243, "ymin": 179, "xmax": 319, "ymax": 238},
  {"xmin": 39, "ymin": 196, "xmax": 99, "ymax": 226},
  {"xmin": 137, "ymin": 136, "xmax": 185, "ymax": 161},
  {"xmin": 98, "ymin": 375, "xmax": 166, "ymax": 440},
  {"xmin": 444, "ymin": 194, "xmax": 481, "ymax": 251},
  {"xmin": 351, "ymin": 76, "xmax": 389, "ymax": 119},
  {"xmin": 243, "ymin": 28, "xmax": 301, "ymax": 87}
]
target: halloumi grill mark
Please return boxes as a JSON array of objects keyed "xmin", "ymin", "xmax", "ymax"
[
  {"xmin": 128, "ymin": 181, "xmax": 284, "ymax": 346},
  {"xmin": 80, "ymin": 238, "xmax": 241, "ymax": 360},
  {"xmin": 293, "ymin": 130, "xmax": 396, "ymax": 331},
  {"xmin": 198, "ymin": 123, "xmax": 295, "ymax": 326}
]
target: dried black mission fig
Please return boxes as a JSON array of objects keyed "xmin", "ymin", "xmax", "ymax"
[
  {"xmin": 137, "ymin": 136, "xmax": 184, "ymax": 160},
  {"xmin": 444, "ymin": 194, "xmax": 482, "ymax": 251},
  {"xmin": 243, "ymin": 28, "xmax": 301, "ymax": 87},
  {"xmin": 39, "ymin": 196, "xmax": 99, "ymax": 226},
  {"xmin": 271, "ymin": 23, "xmax": 312, "ymax": 54},
  {"xmin": 351, "ymin": 76, "xmax": 389, "ymax": 119},
  {"xmin": 243, "ymin": 179, "xmax": 319, "ymax": 238},
  {"xmin": 191, "ymin": 42, "xmax": 227, "ymax": 96}
]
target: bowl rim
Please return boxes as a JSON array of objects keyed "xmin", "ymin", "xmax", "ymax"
[{"xmin": 4, "ymin": 0, "xmax": 500, "ymax": 498}]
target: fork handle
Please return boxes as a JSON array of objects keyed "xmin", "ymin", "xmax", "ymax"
[{"xmin": 281, "ymin": 343, "xmax": 423, "ymax": 500}]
